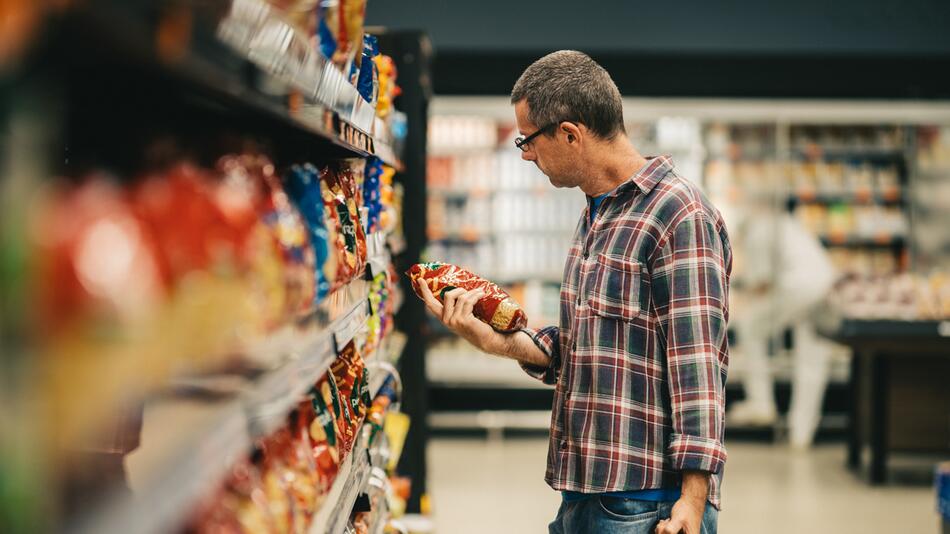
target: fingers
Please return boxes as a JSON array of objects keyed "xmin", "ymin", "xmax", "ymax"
[
  {"xmin": 441, "ymin": 287, "xmax": 464, "ymax": 322},
  {"xmin": 417, "ymin": 281, "xmax": 443, "ymax": 317},
  {"xmin": 451, "ymin": 290, "xmax": 485, "ymax": 324},
  {"xmin": 654, "ymin": 518, "xmax": 683, "ymax": 534}
]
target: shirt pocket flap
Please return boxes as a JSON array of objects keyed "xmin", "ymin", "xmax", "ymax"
[{"xmin": 588, "ymin": 253, "xmax": 647, "ymax": 321}]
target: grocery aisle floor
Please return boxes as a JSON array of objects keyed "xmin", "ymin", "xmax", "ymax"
[{"xmin": 428, "ymin": 437, "xmax": 937, "ymax": 534}]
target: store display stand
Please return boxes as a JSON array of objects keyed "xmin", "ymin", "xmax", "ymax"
[{"xmin": 825, "ymin": 320, "xmax": 950, "ymax": 484}]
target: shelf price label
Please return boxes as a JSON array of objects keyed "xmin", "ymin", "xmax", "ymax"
[{"xmin": 333, "ymin": 301, "xmax": 369, "ymax": 353}]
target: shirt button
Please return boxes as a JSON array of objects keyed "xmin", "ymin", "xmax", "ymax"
[
  {"xmin": 560, "ymin": 440, "xmax": 567, "ymax": 450},
  {"xmin": 583, "ymin": 250, "xmax": 589, "ymax": 259},
  {"xmin": 572, "ymin": 341, "xmax": 577, "ymax": 352}
]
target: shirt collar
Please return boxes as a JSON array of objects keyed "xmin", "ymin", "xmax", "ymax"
[{"xmin": 602, "ymin": 155, "xmax": 674, "ymax": 198}]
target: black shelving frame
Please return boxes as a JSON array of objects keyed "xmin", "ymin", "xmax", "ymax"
[{"xmin": 376, "ymin": 30, "xmax": 432, "ymax": 515}]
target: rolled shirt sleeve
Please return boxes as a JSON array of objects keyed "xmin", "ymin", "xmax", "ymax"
[
  {"xmin": 653, "ymin": 209, "xmax": 730, "ymax": 475},
  {"xmin": 517, "ymin": 326, "xmax": 561, "ymax": 385}
]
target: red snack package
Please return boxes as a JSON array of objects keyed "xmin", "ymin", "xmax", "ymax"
[
  {"xmin": 320, "ymin": 163, "xmax": 367, "ymax": 284},
  {"xmin": 131, "ymin": 163, "xmax": 238, "ymax": 287},
  {"xmin": 329, "ymin": 340, "xmax": 369, "ymax": 455},
  {"xmin": 304, "ymin": 389, "xmax": 340, "ymax": 493},
  {"xmin": 406, "ymin": 262, "xmax": 528, "ymax": 332}
]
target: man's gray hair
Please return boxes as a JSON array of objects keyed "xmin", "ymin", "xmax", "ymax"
[{"xmin": 510, "ymin": 50, "xmax": 624, "ymax": 140}]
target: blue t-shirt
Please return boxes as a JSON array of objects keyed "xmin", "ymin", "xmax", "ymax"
[
  {"xmin": 562, "ymin": 488, "xmax": 682, "ymax": 503},
  {"xmin": 574, "ymin": 193, "xmax": 682, "ymax": 504},
  {"xmin": 589, "ymin": 194, "xmax": 608, "ymax": 225}
]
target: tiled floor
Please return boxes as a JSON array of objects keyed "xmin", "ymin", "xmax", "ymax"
[{"xmin": 427, "ymin": 437, "xmax": 939, "ymax": 534}]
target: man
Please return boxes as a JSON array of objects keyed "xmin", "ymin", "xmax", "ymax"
[{"xmin": 418, "ymin": 51, "xmax": 731, "ymax": 534}]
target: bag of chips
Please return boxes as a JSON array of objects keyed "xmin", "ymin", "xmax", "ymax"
[
  {"xmin": 284, "ymin": 163, "xmax": 336, "ymax": 302},
  {"xmin": 308, "ymin": 382, "xmax": 341, "ymax": 488},
  {"xmin": 320, "ymin": 164, "xmax": 365, "ymax": 286},
  {"xmin": 329, "ymin": 340, "xmax": 369, "ymax": 455},
  {"xmin": 407, "ymin": 262, "xmax": 528, "ymax": 332}
]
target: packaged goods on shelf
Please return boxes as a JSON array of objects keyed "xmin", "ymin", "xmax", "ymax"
[
  {"xmin": 407, "ymin": 262, "xmax": 528, "ymax": 332},
  {"xmin": 2, "ymin": 3, "xmax": 416, "ymax": 532},
  {"xmin": 320, "ymin": 162, "xmax": 368, "ymax": 288},
  {"xmin": 27, "ymin": 139, "xmax": 401, "ymax": 457},
  {"xmin": 185, "ymin": 459, "xmax": 276, "ymax": 534},
  {"xmin": 912, "ymin": 127, "xmax": 950, "ymax": 273},
  {"xmin": 831, "ymin": 271, "xmax": 950, "ymax": 321},
  {"xmin": 427, "ymin": 116, "xmax": 498, "ymax": 154},
  {"xmin": 182, "ymin": 352, "xmax": 405, "ymax": 534}
]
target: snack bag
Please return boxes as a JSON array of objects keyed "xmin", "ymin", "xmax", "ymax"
[
  {"xmin": 333, "ymin": 161, "xmax": 368, "ymax": 266},
  {"xmin": 340, "ymin": 0, "xmax": 367, "ymax": 64},
  {"xmin": 216, "ymin": 153, "xmax": 317, "ymax": 318},
  {"xmin": 355, "ymin": 33, "xmax": 378, "ymax": 103},
  {"xmin": 320, "ymin": 163, "xmax": 366, "ymax": 283},
  {"xmin": 373, "ymin": 54, "xmax": 400, "ymax": 119},
  {"xmin": 323, "ymin": 369, "xmax": 355, "ymax": 455},
  {"xmin": 259, "ymin": 430, "xmax": 302, "ymax": 534},
  {"xmin": 215, "ymin": 154, "xmax": 288, "ymax": 332},
  {"xmin": 284, "ymin": 163, "xmax": 337, "ymax": 302},
  {"xmin": 308, "ymin": 382, "xmax": 341, "ymax": 488},
  {"xmin": 287, "ymin": 409, "xmax": 320, "ymax": 522},
  {"xmin": 363, "ymin": 158, "xmax": 383, "ymax": 234},
  {"xmin": 329, "ymin": 340, "xmax": 368, "ymax": 454},
  {"xmin": 407, "ymin": 262, "xmax": 528, "ymax": 332},
  {"xmin": 259, "ymin": 171, "xmax": 317, "ymax": 317}
]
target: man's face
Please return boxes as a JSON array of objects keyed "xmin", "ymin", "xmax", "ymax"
[{"xmin": 514, "ymin": 100, "xmax": 582, "ymax": 189}]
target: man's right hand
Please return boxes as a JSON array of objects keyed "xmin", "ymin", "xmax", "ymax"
[{"xmin": 417, "ymin": 282, "xmax": 507, "ymax": 355}]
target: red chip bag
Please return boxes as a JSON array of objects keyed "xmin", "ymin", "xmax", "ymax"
[{"xmin": 406, "ymin": 262, "xmax": 528, "ymax": 332}]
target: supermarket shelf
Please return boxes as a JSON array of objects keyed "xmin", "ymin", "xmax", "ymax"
[
  {"xmin": 74, "ymin": 400, "xmax": 250, "ymax": 534},
  {"xmin": 367, "ymin": 335, "xmax": 406, "ymax": 399},
  {"xmin": 819, "ymin": 235, "xmax": 906, "ymax": 248},
  {"xmin": 427, "ymin": 187, "xmax": 555, "ymax": 197},
  {"xmin": 429, "ymin": 230, "xmax": 575, "ymax": 243},
  {"xmin": 72, "ymin": 257, "xmax": 388, "ymax": 534},
  {"xmin": 60, "ymin": 0, "xmax": 386, "ymax": 161},
  {"xmin": 374, "ymin": 140, "xmax": 403, "ymax": 170},
  {"xmin": 247, "ymin": 296, "xmax": 369, "ymax": 438},
  {"xmin": 788, "ymin": 193, "xmax": 904, "ymax": 206},
  {"xmin": 792, "ymin": 146, "xmax": 906, "ymax": 162},
  {"xmin": 311, "ymin": 367, "xmax": 400, "ymax": 534},
  {"xmin": 429, "ymin": 410, "xmax": 552, "ymax": 432},
  {"xmin": 310, "ymin": 427, "xmax": 373, "ymax": 534},
  {"xmin": 427, "ymin": 350, "xmax": 551, "ymax": 390}
]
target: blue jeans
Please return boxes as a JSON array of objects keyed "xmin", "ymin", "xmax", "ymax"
[{"xmin": 548, "ymin": 496, "xmax": 718, "ymax": 534}]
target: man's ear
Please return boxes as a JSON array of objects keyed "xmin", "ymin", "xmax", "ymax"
[{"xmin": 561, "ymin": 121, "xmax": 582, "ymax": 145}]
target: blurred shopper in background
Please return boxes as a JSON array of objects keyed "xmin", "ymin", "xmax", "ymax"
[
  {"xmin": 727, "ymin": 209, "xmax": 837, "ymax": 448},
  {"xmin": 420, "ymin": 50, "xmax": 731, "ymax": 534}
]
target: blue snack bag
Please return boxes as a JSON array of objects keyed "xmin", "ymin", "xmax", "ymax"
[{"xmin": 285, "ymin": 163, "xmax": 335, "ymax": 301}]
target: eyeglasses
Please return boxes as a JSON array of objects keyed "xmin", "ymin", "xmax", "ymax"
[{"xmin": 514, "ymin": 122, "xmax": 559, "ymax": 152}]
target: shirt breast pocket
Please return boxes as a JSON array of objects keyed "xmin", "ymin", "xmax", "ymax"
[{"xmin": 588, "ymin": 253, "xmax": 648, "ymax": 322}]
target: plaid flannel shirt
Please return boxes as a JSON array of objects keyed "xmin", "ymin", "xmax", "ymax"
[{"xmin": 520, "ymin": 156, "xmax": 731, "ymax": 508}]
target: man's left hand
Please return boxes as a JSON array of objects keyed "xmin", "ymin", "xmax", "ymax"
[{"xmin": 654, "ymin": 496, "xmax": 704, "ymax": 534}]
